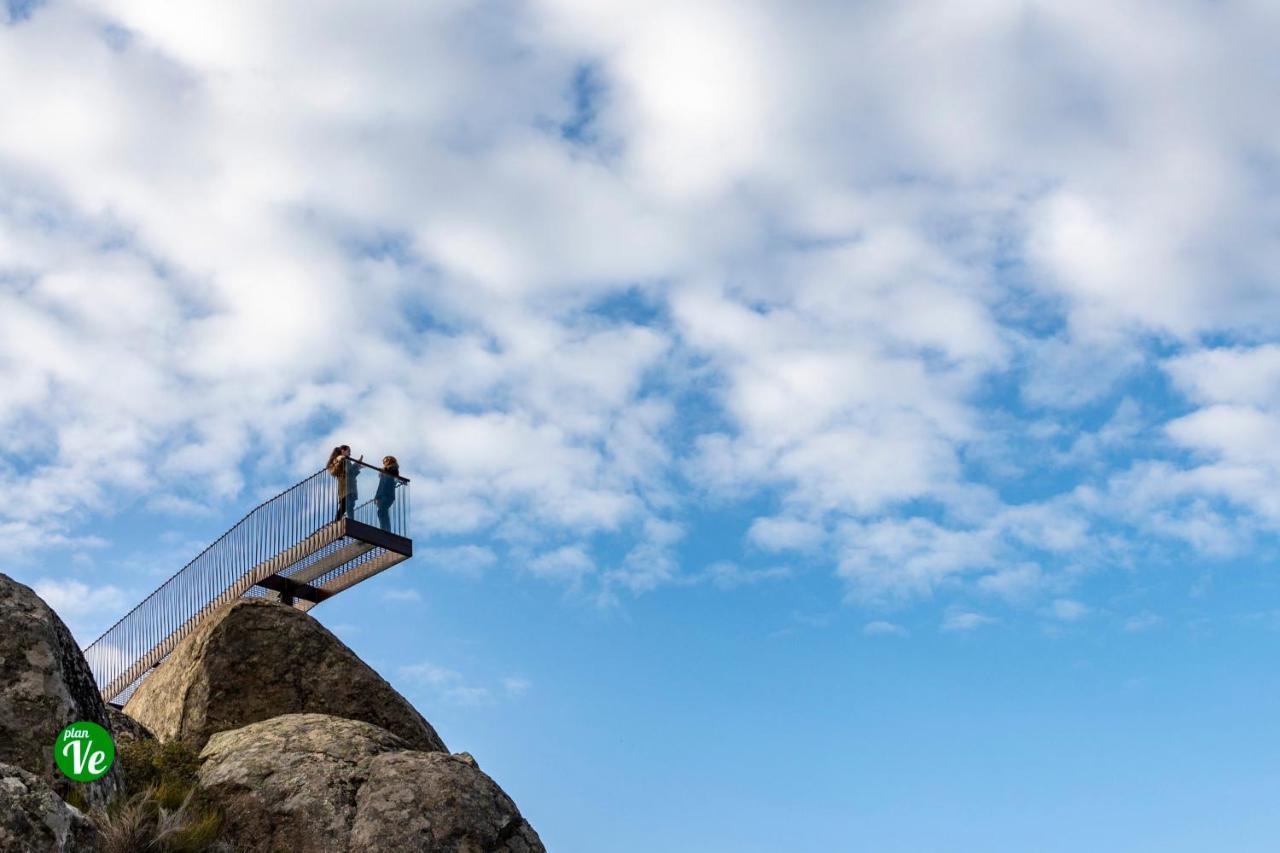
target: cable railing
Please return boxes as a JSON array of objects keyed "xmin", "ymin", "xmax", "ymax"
[{"xmin": 83, "ymin": 458, "xmax": 412, "ymax": 704}]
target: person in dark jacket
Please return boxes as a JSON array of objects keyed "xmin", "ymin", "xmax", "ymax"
[
  {"xmin": 327, "ymin": 445, "xmax": 361, "ymax": 521},
  {"xmin": 375, "ymin": 455, "xmax": 400, "ymax": 531}
]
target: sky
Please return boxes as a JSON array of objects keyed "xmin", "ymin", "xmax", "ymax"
[{"xmin": 3, "ymin": 0, "xmax": 1280, "ymax": 850}]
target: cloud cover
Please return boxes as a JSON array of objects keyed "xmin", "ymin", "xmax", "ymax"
[{"xmin": 2, "ymin": 0, "xmax": 1279, "ymax": 618}]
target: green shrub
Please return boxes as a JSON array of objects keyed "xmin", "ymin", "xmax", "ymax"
[
  {"xmin": 119, "ymin": 739, "xmax": 201, "ymax": 797},
  {"xmin": 153, "ymin": 776, "xmax": 194, "ymax": 811},
  {"xmin": 89, "ymin": 740, "xmax": 226, "ymax": 853}
]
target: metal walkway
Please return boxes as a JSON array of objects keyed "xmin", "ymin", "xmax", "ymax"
[{"xmin": 83, "ymin": 459, "xmax": 413, "ymax": 704}]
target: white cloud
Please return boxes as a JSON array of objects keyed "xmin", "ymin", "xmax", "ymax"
[
  {"xmin": 703, "ymin": 561, "xmax": 791, "ymax": 590},
  {"xmin": 1048, "ymin": 598, "xmax": 1090, "ymax": 623},
  {"xmin": 1152, "ymin": 345, "xmax": 1280, "ymax": 528},
  {"xmin": 836, "ymin": 518, "xmax": 998, "ymax": 603},
  {"xmin": 942, "ymin": 612, "xmax": 998, "ymax": 630},
  {"xmin": 144, "ymin": 495, "xmax": 217, "ymax": 518},
  {"xmin": 1077, "ymin": 462, "xmax": 1255, "ymax": 556},
  {"xmin": 977, "ymin": 564, "xmax": 1045, "ymax": 605},
  {"xmin": 941, "ymin": 611, "xmax": 996, "ymax": 633},
  {"xmin": 31, "ymin": 577, "xmax": 129, "ymax": 641},
  {"xmin": 1123, "ymin": 612, "xmax": 1162, "ymax": 633},
  {"xmin": 399, "ymin": 662, "xmax": 532, "ymax": 706},
  {"xmin": 1058, "ymin": 398, "xmax": 1146, "ymax": 468},
  {"xmin": 527, "ymin": 545, "xmax": 596, "ymax": 584},
  {"xmin": 595, "ymin": 516, "xmax": 686, "ymax": 597},
  {"xmin": 1166, "ymin": 346, "xmax": 1280, "ymax": 409},
  {"xmin": 747, "ymin": 516, "xmax": 825, "ymax": 553},
  {"xmin": 398, "ymin": 662, "xmax": 458, "ymax": 687},
  {"xmin": 862, "ymin": 620, "xmax": 907, "ymax": 637},
  {"xmin": 398, "ymin": 661, "xmax": 490, "ymax": 706},
  {"xmin": 33, "ymin": 578, "xmax": 127, "ymax": 618},
  {"xmin": 416, "ymin": 545, "xmax": 498, "ymax": 579},
  {"xmin": 1166, "ymin": 406, "xmax": 1280, "ymax": 469},
  {"xmin": 502, "ymin": 676, "xmax": 532, "ymax": 697}
]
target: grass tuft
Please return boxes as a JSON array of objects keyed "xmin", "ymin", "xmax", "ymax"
[{"xmin": 88, "ymin": 739, "xmax": 227, "ymax": 852}]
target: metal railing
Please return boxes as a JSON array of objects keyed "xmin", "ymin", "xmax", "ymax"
[{"xmin": 83, "ymin": 459, "xmax": 411, "ymax": 703}]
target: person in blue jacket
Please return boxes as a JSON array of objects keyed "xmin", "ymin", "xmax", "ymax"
[{"xmin": 375, "ymin": 455, "xmax": 400, "ymax": 531}]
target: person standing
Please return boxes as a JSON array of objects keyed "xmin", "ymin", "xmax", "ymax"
[
  {"xmin": 375, "ymin": 455, "xmax": 400, "ymax": 531},
  {"xmin": 327, "ymin": 445, "xmax": 361, "ymax": 521}
]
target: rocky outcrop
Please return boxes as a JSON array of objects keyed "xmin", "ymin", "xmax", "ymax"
[
  {"xmin": 0, "ymin": 762, "xmax": 98, "ymax": 852},
  {"xmin": 106, "ymin": 706, "xmax": 153, "ymax": 743},
  {"xmin": 0, "ymin": 576, "xmax": 540, "ymax": 851},
  {"xmin": 124, "ymin": 598, "xmax": 446, "ymax": 753},
  {"xmin": 0, "ymin": 574, "xmax": 122, "ymax": 806},
  {"xmin": 198, "ymin": 714, "xmax": 543, "ymax": 853}
]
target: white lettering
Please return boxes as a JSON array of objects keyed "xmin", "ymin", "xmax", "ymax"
[
  {"xmin": 60, "ymin": 740, "xmax": 108, "ymax": 776},
  {"xmin": 61, "ymin": 739, "xmax": 89, "ymax": 774}
]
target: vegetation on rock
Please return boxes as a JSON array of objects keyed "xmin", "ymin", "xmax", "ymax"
[{"xmin": 86, "ymin": 739, "xmax": 227, "ymax": 853}]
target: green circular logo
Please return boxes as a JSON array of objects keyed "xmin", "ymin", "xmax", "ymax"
[{"xmin": 53, "ymin": 721, "xmax": 115, "ymax": 782}]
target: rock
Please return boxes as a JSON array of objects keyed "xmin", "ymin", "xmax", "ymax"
[
  {"xmin": 106, "ymin": 705, "xmax": 153, "ymax": 743},
  {"xmin": 0, "ymin": 573, "xmax": 122, "ymax": 806},
  {"xmin": 349, "ymin": 751, "xmax": 544, "ymax": 853},
  {"xmin": 124, "ymin": 598, "xmax": 446, "ymax": 753},
  {"xmin": 198, "ymin": 714, "xmax": 406, "ymax": 850},
  {"xmin": 0, "ymin": 762, "xmax": 99, "ymax": 853},
  {"xmin": 199, "ymin": 713, "xmax": 544, "ymax": 853}
]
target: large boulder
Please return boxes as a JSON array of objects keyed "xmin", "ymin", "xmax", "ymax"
[
  {"xmin": 0, "ymin": 762, "xmax": 98, "ymax": 853},
  {"xmin": 106, "ymin": 705, "xmax": 153, "ymax": 743},
  {"xmin": 124, "ymin": 598, "xmax": 446, "ymax": 753},
  {"xmin": 198, "ymin": 713, "xmax": 543, "ymax": 853},
  {"xmin": 0, "ymin": 574, "xmax": 122, "ymax": 806}
]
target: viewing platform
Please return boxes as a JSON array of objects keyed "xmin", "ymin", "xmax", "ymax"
[{"xmin": 83, "ymin": 459, "xmax": 412, "ymax": 704}]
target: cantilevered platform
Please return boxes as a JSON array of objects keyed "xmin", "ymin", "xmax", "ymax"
[{"xmin": 83, "ymin": 460, "xmax": 412, "ymax": 704}]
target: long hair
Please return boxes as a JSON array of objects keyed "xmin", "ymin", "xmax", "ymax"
[{"xmin": 327, "ymin": 446, "xmax": 346, "ymax": 467}]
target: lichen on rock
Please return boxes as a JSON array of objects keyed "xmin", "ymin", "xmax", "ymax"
[{"xmin": 0, "ymin": 761, "xmax": 99, "ymax": 853}]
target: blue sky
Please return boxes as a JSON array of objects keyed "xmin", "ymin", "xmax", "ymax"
[{"xmin": 5, "ymin": 1, "xmax": 1280, "ymax": 850}]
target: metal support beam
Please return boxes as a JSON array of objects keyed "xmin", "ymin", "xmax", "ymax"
[
  {"xmin": 254, "ymin": 573, "xmax": 333, "ymax": 606},
  {"xmin": 346, "ymin": 519, "xmax": 413, "ymax": 557}
]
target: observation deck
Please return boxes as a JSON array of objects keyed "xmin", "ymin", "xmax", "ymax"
[{"xmin": 83, "ymin": 458, "xmax": 412, "ymax": 704}]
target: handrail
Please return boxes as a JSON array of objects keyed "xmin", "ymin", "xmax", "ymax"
[
  {"xmin": 87, "ymin": 467, "xmax": 328, "ymax": 644},
  {"xmin": 349, "ymin": 457, "xmax": 410, "ymax": 483}
]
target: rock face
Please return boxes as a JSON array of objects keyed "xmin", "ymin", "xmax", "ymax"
[
  {"xmin": 106, "ymin": 705, "xmax": 153, "ymax": 743},
  {"xmin": 124, "ymin": 598, "xmax": 446, "ymax": 753},
  {"xmin": 348, "ymin": 750, "xmax": 544, "ymax": 853},
  {"xmin": 199, "ymin": 714, "xmax": 544, "ymax": 853},
  {"xmin": 0, "ymin": 574, "xmax": 122, "ymax": 806},
  {"xmin": 0, "ymin": 762, "xmax": 98, "ymax": 853}
]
